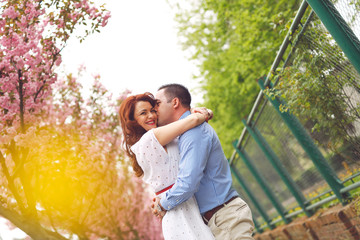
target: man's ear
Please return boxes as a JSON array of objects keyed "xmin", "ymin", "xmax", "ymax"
[{"xmin": 172, "ymin": 97, "xmax": 181, "ymax": 109}]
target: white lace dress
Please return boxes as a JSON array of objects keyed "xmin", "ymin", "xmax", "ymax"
[{"xmin": 131, "ymin": 130, "xmax": 215, "ymax": 240}]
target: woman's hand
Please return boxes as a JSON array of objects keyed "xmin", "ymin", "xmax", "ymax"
[
  {"xmin": 191, "ymin": 107, "xmax": 213, "ymax": 122},
  {"xmin": 189, "ymin": 112, "xmax": 208, "ymax": 125},
  {"xmin": 151, "ymin": 197, "xmax": 166, "ymax": 220}
]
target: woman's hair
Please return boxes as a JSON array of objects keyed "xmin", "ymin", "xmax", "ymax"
[{"xmin": 118, "ymin": 92, "xmax": 158, "ymax": 177}]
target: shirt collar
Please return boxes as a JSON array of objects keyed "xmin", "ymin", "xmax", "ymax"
[{"xmin": 179, "ymin": 110, "xmax": 191, "ymax": 120}]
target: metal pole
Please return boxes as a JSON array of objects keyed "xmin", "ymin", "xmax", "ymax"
[
  {"xmin": 230, "ymin": 162, "xmax": 273, "ymax": 230},
  {"xmin": 229, "ymin": 0, "xmax": 310, "ymax": 164},
  {"xmin": 305, "ymin": 0, "xmax": 360, "ymax": 74},
  {"xmin": 242, "ymin": 120, "xmax": 312, "ymax": 217},
  {"xmin": 232, "ymin": 141, "xmax": 290, "ymax": 224},
  {"xmin": 258, "ymin": 77, "xmax": 348, "ymax": 204}
]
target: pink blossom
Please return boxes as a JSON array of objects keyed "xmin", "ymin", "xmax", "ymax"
[
  {"xmin": 0, "ymin": 0, "xmax": 163, "ymax": 239},
  {"xmin": 74, "ymin": 2, "xmax": 82, "ymax": 8},
  {"xmin": 6, "ymin": 127, "xmax": 17, "ymax": 135},
  {"xmin": 101, "ymin": 11, "xmax": 111, "ymax": 27},
  {"xmin": 3, "ymin": 6, "xmax": 19, "ymax": 19},
  {"xmin": 57, "ymin": 19, "xmax": 64, "ymax": 28},
  {"xmin": 78, "ymin": 64, "xmax": 86, "ymax": 72},
  {"xmin": 0, "ymin": 19, "xmax": 6, "ymax": 29},
  {"xmin": 92, "ymin": 73, "xmax": 100, "ymax": 79},
  {"xmin": 70, "ymin": 13, "xmax": 79, "ymax": 22},
  {"xmin": 55, "ymin": 56, "xmax": 62, "ymax": 66}
]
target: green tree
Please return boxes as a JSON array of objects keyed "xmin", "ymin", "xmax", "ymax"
[
  {"xmin": 266, "ymin": 13, "xmax": 360, "ymax": 160},
  {"xmin": 170, "ymin": 0, "xmax": 301, "ymax": 156}
]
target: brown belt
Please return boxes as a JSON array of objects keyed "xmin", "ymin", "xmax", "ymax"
[{"xmin": 203, "ymin": 196, "xmax": 239, "ymax": 224}]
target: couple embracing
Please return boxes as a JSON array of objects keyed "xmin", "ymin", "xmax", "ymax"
[{"xmin": 119, "ymin": 84, "xmax": 254, "ymax": 240}]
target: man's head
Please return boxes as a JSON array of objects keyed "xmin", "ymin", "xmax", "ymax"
[{"xmin": 155, "ymin": 84, "xmax": 191, "ymax": 126}]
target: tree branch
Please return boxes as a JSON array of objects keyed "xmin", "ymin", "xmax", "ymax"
[
  {"xmin": 80, "ymin": 162, "xmax": 111, "ymax": 226},
  {"xmin": 17, "ymin": 68, "xmax": 25, "ymax": 133},
  {"xmin": 0, "ymin": 151, "xmax": 26, "ymax": 213},
  {"xmin": 8, "ymin": 142, "xmax": 37, "ymax": 218},
  {"xmin": 34, "ymin": 49, "xmax": 63, "ymax": 103},
  {"xmin": 0, "ymin": 204, "xmax": 68, "ymax": 240}
]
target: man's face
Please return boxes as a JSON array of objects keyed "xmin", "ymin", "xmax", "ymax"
[{"xmin": 155, "ymin": 89, "xmax": 174, "ymax": 126}]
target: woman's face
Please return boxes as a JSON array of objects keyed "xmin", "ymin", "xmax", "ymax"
[{"xmin": 134, "ymin": 101, "xmax": 158, "ymax": 131}]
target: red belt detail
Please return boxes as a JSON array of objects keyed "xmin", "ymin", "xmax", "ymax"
[{"xmin": 156, "ymin": 184, "xmax": 174, "ymax": 195}]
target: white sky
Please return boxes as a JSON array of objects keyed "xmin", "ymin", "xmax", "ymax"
[
  {"xmin": 60, "ymin": 0, "xmax": 204, "ymax": 105},
  {"xmin": 1, "ymin": 0, "xmax": 202, "ymax": 239}
]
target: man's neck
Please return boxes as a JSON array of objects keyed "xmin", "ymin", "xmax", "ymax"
[{"xmin": 173, "ymin": 108, "xmax": 189, "ymax": 121}]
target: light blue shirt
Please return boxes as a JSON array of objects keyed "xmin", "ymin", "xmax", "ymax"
[{"xmin": 160, "ymin": 111, "xmax": 238, "ymax": 214}]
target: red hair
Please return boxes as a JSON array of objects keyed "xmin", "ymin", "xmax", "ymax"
[{"xmin": 119, "ymin": 92, "xmax": 157, "ymax": 177}]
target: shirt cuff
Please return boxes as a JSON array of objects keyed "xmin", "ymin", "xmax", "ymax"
[{"xmin": 160, "ymin": 198, "xmax": 173, "ymax": 211}]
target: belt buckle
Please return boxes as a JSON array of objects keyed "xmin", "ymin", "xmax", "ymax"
[{"xmin": 203, "ymin": 216, "xmax": 209, "ymax": 225}]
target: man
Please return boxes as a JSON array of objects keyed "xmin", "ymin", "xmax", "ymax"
[{"xmin": 152, "ymin": 83, "xmax": 254, "ymax": 239}]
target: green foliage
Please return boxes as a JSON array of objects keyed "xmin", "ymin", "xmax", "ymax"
[
  {"xmin": 266, "ymin": 16, "xmax": 360, "ymax": 151},
  {"xmin": 354, "ymin": 194, "xmax": 360, "ymax": 215},
  {"xmin": 171, "ymin": 0, "xmax": 301, "ymax": 156}
]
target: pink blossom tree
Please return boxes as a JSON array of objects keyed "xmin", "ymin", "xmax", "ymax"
[
  {"xmin": 34, "ymin": 71, "xmax": 162, "ymax": 239},
  {"xmin": 0, "ymin": 0, "xmax": 162, "ymax": 239}
]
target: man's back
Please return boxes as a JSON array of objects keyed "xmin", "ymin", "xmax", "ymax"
[{"xmin": 178, "ymin": 111, "xmax": 238, "ymax": 214}]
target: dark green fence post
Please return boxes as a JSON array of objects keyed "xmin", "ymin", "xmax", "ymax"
[
  {"xmin": 258, "ymin": 78, "xmax": 348, "ymax": 204},
  {"xmin": 230, "ymin": 160, "xmax": 272, "ymax": 231},
  {"xmin": 252, "ymin": 217, "xmax": 262, "ymax": 234},
  {"xmin": 305, "ymin": 0, "xmax": 360, "ymax": 74},
  {"xmin": 242, "ymin": 120, "xmax": 312, "ymax": 217},
  {"xmin": 231, "ymin": 141, "xmax": 290, "ymax": 224}
]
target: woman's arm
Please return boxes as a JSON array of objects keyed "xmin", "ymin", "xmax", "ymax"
[{"xmin": 153, "ymin": 112, "xmax": 207, "ymax": 146}]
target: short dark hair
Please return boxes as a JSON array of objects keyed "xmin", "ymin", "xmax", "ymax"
[{"xmin": 158, "ymin": 83, "xmax": 191, "ymax": 108}]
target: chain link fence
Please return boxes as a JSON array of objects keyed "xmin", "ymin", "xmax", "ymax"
[{"xmin": 230, "ymin": 0, "xmax": 360, "ymax": 231}]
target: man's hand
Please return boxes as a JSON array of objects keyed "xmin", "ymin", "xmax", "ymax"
[{"xmin": 151, "ymin": 197, "xmax": 166, "ymax": 220}]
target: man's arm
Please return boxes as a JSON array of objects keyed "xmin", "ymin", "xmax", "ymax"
[{"xmin": 159, "ymin": 122, "xmax": 211, "ymax": 210}]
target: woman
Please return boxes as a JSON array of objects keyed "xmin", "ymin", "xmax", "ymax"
[{"xmin": 119, "ymin": 92, "xmax": 214, "ymax": 239}]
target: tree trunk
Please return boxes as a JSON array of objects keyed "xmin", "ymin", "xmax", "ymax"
[{"xmin": 0, "ymin": 205, "xmax": 68, "ymax": 240}]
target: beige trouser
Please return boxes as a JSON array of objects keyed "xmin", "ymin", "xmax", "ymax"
[{"xmin": 207, "ymin": 197, "xmax": 255, "ymax": 240}]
